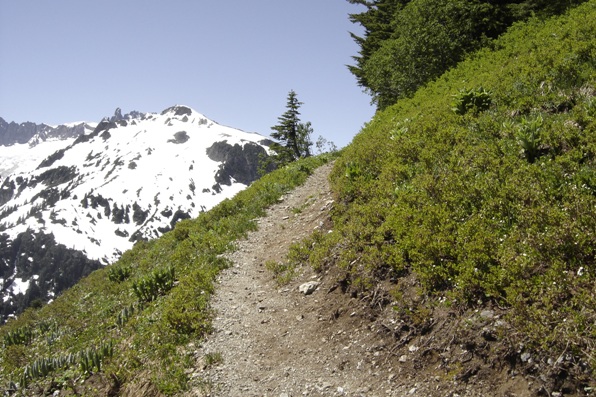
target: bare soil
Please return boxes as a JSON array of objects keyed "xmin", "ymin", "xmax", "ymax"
[{"xmin": 184, "ymin": 162, "xmax": 584, "ymax": 397}]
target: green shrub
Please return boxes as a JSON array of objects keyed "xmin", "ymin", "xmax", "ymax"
[
  {"xmin": 3, "ymin": 326, "xmax": 33, "ymax": 347},
  {"xmin": 451, "ymin": 87, "xmax": 493, "ymax": 115},
  {"xmin": 515, "ymin": 115, "xmax": 544, "ymax": 163},
  {"xmin": 310, "ymin": 1, "xmax": 596, "ymax": 378},
  {"xmin": 204, "ymin": 351, "xmax": 223, "ymax": 367},
  {"xmin": 107, "ymin": 265, "xmax": 132, "ymax": 283},
  {"xmin": 78, "ymin": 340, "xmax": 113, "ymax": 374},
  {"xmin": 132, "ymin": 266, "xmax": 176, "ymax": 302}
]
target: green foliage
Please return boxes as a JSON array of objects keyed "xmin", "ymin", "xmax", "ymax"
[
  {"xmin": 204, "ymin": 352, "xmax": 223, "ymax": 367},
  {"xmin": 314, "ymin": 135, "xmax": 338, "ymax": 155},
  {"xmin": 13, "ymin": 340, "xmax": 114, "ymax": 391},
  {"xmin": 4, "ymin": 1, "xmax": 594, "ymax": 390},
  {"xmin": 313, "ymin": 0, "xmax": 596, "ymax": 378},
  {"xmin": 515, "ymin": 115, "xmax": 544, "ymax": 163},
  {"xmin": 266, "ymin": 230, "xmax": 328, "ymax": 284},
  {"xmin": 451, "ymin": 87, "xmax": 492, "ymax": 115},
  {"xmin": 3, "ymin": 326, "xmax": 33, "ymax": 347},
  {"xmin": 116, "ymin": 304, "xmax": 136, "ymax": 328},
  {"xmin": 78, "ymin": 341, "xmax": 114, "ymax": 374},
  {"xmin": 267, "ymin": 90, "xmax": 314, "ymax": 169},
  {"xmin": 132, "ymin": 266, "xmax": 176, "ymax": 302},
  {"xmin": 347, "ymin": 0, "xmax": 408, "ymax": 90},
  {"xmin": 107, "ymin": 264, "xmax": 132, "ymax": 282},
  {"xmin": 347, "ymin": 0, "xmax": 589, "ymax": 109},
  {"xmin": 265, "ymin": 260, "xmax": 296, "ymax": 285},
  {"xmin": 161, "ymin": 266, "xmax": 215, "ymax": 336}
]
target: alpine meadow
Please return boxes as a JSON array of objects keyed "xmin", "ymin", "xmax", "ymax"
[{"xmin": 1, "ymin": 1, "xmax": 595, "ymax": 396}]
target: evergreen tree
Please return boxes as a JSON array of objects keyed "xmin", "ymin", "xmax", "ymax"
[
  {"xmin": 346, "ymin": 0, "xmax": 588, "ymax": 110},
  {"xmin": 270, "ymin": 90, "xmax": 313, "ymax": 163},
  {"xmin": 346, "ymin": 0, "xmax": 408, "ymax": 91},
  {"xmin": 296, "ymin": 121, "xmax": 313, "ymax": 158}
]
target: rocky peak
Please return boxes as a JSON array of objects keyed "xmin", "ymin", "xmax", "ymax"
[
  {"xmin": 108, "ymin": 108, "xmax": 146, "ymax": 123},
  {"xmin": 161, "ymin": 105, "xmax": 193, "ymax": 117}
]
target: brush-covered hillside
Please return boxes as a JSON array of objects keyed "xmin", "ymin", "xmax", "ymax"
[
  {"xmin": 1, "ymin": 1, "xmax": 595, "ymax": 395},
  {"xmin": 312, "ymin": 1, "xmax": 596, "ymax": 393}
]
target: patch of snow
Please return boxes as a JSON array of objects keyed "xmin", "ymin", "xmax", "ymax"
[
  {"xmin": 0, "ymin": 138, "xmax": 77, "ymax": 177},
  {"xmin": 11, "ymin": 278, "xmax": 30, "ymax": 295}
]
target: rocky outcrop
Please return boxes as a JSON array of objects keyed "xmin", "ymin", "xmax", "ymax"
[
  {"xmin": 0, "ymin": 117, "xmax": 46, "ymax": 146},
  {"xmin": 161, "ymin": 105, "xmax": 193, "ymax": 117},
  {"xmin": 206, "ymin": 141, "xmax": 268, "ymax": 186},
  {"xmin": 168, "ymin": 131, "xmax": 190, "ymax": 144},
  {"xmin": 109, "ymin": 107, "xmax": 146, "ymax": 123}
]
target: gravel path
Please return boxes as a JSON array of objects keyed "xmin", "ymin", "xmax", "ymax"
[{"xmin": 185, "ymin": 162, "xmax": 400, "ymax": 397}]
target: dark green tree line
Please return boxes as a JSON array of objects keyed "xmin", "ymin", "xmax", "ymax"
[{"xmin": 347, "ymin": 0, "xmax": 588, "ymax": 110}]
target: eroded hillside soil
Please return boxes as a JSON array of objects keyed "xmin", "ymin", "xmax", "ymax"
[{"xmin": 184, "ymin": 162, "xmax": 574, "ymax": 397}]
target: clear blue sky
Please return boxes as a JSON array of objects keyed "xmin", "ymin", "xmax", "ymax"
[{"xmin": 0, "ymin": 0, "xmax": 374, "ymax": 149}]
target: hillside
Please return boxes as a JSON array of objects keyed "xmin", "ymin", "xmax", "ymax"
[{"xmin": 1, "ymin": 1, "xmax": 595, "ymax": 396}]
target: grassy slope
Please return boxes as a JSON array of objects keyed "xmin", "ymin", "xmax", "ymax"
[
  {"xmin": 313, "ymin": 0, "xmax": 595, "ymax": 386},
  {"xmin": 0, "ymin": 155, "xmax": 334, "ymax": 394}
]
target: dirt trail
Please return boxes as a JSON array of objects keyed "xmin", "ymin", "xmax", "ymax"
[
  {"xmin": 183, "ymin": 161, "xmax": 546, "ymax": 397},
  {"xmin": 185, "ymin": 162, "xmax": 403, "ymax": 397},
  {"xmin": 180, "ymin": 160, "xmax": 577, "ymax": 397}
]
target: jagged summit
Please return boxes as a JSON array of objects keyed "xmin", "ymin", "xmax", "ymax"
[
  {"xmin": 161, "ymin": 105, "xmax": 193, "ymax": 117},
  {"xmin": 107, "ymin": 107, "xmax": 146, "ymax": 123},
  {"xmin": 0, "ymin": 116, "xmax": 96, "ymax": 148}
]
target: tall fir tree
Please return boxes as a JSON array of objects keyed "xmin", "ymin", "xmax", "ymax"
[{"xmin": 270, "ymin": 90, "xmax": 312, "ymax": 163}]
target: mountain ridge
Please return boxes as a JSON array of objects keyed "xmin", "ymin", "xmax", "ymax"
[
  {"xmin": 0, "ymin": 105, "xmax": 272, "ymax": 321},
  {"xmin": 0, "ymin": 117, "xmax": 96, "ymax": 148}
]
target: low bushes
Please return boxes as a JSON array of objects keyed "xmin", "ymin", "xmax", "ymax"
[{"xmin": 299, "ymin": 1, "xmax": 596, "ymax": 378}]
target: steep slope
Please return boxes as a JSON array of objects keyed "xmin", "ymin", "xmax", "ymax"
[
  {"xmin": 299, "ymin": 3, "xmax": 596, "ymax": 395},
  {"xmin": 0, "ymin": 105, "xmax": 272, "ymax": 321}
]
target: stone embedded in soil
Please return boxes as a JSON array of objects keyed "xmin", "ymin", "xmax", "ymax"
[{"xmin": 299, "ymin": 281, "xmax": 320, "ymax": 295}]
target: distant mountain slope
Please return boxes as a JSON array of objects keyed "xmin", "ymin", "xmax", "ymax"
[
  {"xmin": 0, "ymin": 120, "xmax": 96, "ymax": 178},
  {"xmin": 0, "ymin": 105, "xmax": 272, "ymax": 320},
  {"xmin": 0, "ymin": 116, "xmax": 96, "ymax": 147}
]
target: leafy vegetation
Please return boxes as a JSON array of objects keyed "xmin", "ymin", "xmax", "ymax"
[
  {"xmin": 347, "ymin": 0, "xmax": 589, "ymax": 109},
  {"xmin": 302, "ymin": 0, "xmax": 596, "ymax": 384},
  {"xmin": 131, "ymin": 265, "xmax": 176, "ymax": 303},
  {"xmin": 0, "ymin": 154, "xmax": 334, "ymax": 394}
]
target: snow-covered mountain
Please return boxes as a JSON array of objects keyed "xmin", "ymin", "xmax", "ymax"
[
  {"xmin": 0, "ymin": 105, "xmax": 273, "ymax": 320},
  {"xmin": 0, "ymin": 119, "xmax": 97, "ymax": 178}
]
